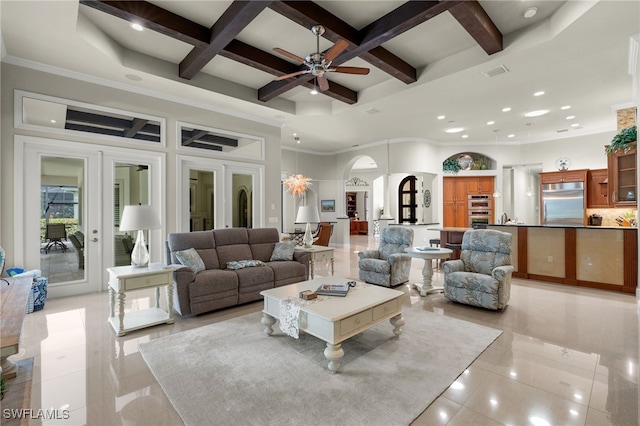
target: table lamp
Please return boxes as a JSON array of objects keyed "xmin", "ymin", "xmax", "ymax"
[
  {"xmin": 119, "ymin": 204, "xmax": 161, "ymax": 268},
  {"xmin": 296, "ymin": 206, "xmax": 320, "ymax": 248}
]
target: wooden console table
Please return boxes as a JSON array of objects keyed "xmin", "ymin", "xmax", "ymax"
[{"xmin": 1, "ymin": 276, "xmax": 32, "ymax": 378}]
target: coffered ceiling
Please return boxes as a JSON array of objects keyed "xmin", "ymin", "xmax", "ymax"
[{"xmin": 1, "ymin": 1, "xmax": 638, "ymax": 153}]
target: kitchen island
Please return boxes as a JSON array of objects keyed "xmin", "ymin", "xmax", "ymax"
[{"xmin": 488, "ymin": 224, "xmax": 637, "ymax": 294}]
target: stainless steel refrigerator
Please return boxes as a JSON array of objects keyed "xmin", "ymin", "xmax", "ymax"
[{"xmin": 541, "ymin": 182, "xmax": 585, "ymax": 226}]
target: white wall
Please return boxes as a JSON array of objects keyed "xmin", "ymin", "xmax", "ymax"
[{"xmin": 1, "ymin": 63, "xmax": 282, "ymax": 266}]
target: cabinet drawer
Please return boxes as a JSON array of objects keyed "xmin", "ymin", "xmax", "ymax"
[
  {"xmin": 340, "ymin": 309, "xmax": 372, "ymax": 336},
  {"xmin": 312, "ymin": 251, "xmax": 333, "ymax": 261},
  {"xmin": 124, "ymin": 273, "xmax": 169, "ymax": 290},
  {"xmin": 372, "ymin": 299, "xmax": 400, "ymax": 321}
]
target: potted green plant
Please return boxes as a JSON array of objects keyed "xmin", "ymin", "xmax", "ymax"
[
  {"xmin": 443, "ymin": 158, "xmax": 461, "ymax": 174},
  {"xmin": 605, "ymin": 125, "xmax": 637, "ymax": 155}
]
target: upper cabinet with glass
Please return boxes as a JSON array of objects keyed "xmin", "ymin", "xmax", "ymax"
[{"xmin": 608, "ymin": 145, "xmax": 637, "ymax": 207}]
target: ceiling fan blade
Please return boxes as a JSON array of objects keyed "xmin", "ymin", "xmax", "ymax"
[
  {"xmin": 273, "ymin": 47, "xmax": 305, "ymax": 64},
  {"xmin": 275, "ymin": 70, "xmax": 307, "ymax": 81},
  {"xmin": 324, "ymin": 39, "xmax": 348, "ymax": 62},
  {"xmin": 318, "ymin": 75, "xmax": 330, "ymax": 91},
  {"xmin": 331, "ymin": 66, "xmax": 370, "ymax": 75}
]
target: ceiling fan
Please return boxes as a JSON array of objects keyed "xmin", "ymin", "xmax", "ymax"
[{"xmin": 273, "ymin": 25, "xmax": 370, "ymax": 92}]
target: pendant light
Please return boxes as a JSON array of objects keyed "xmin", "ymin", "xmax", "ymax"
[{"xmin": 492, "ymin": 129, "xmax": 502, "ymax": 198}]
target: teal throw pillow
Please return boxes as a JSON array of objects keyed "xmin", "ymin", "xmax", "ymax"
[
  {"xmin": 227, "ymin": 260, "xmax": 265, "ymax": 270},
  {"xmin": 175, "ymin": 248, "xmax": 205, "ymax": 273},
  {"xmin": 270, "ymin": 241, "xmax": 295, "ymax": 261}
]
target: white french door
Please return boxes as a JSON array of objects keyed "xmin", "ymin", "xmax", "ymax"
[{"xmin": 15, "ymin": 136, "xmax": 165, "ymax": 297}]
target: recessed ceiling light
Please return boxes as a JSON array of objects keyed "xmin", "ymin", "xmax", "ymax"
[
  {"xmin": 566, "ymin": 115, "xmax": 575, "ymax": 120},
  {"xmin": 437, "ymin": 115, "xmax": 446, "ymax": 120},
  {"xmin": 462, "ymin": 134, "xmax": 469, "ymax": 139},
  {"xmin": 445, "ymin": 127, "xmax": 465, "ymax": 133},
  {"xmin": 523, "ymin": 7, "xmax": 538, "ymax": 19},
  {"xmin": 486, "ymin": 120, "xmax": 495, "ymax": 125},
  {"xmin": 310, "ymin": 88, "xmax": 318, "ymax": 95},
  {"xmin": 534, "ymin": 91, "xmax": 545, "ymax": 96},
  {"xmin": 508, "ymin": 134, "xmax": 515, "ymax": 138},
  {"xmin": 130, "ymin": 22, "xmax": 144, "ymax": 31},
  {"xmin": 502, "ymin": 107, "xmax": 511, "ymax": 112},
  {"xmin": 524, "ymin": 109, "xmax": 550, "ymax": 117},
  {"xmin": 50, "ymin": 119, "xmax": 56, "ymax": 123},
  {"xmin": 571, "ymin": 123, "xmax": 580, "ymax": 127},
  {"xmin": 293, "ymin": 133, "xmax": 297, "ymax": 136},
  {"xmin": 561, "ymin": 105, "xmax": 571, "ymax": 110}
]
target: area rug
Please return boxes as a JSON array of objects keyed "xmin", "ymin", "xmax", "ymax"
[{"xmin": 139, "ymin": 306, "xmax": 501, "ymax": 426}]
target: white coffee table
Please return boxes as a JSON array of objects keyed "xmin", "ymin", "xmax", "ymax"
[
  {"xmin": 405, "ymin": 247, "xmax": 452, "ymax": 296},
  {"xmin": 260, "ymin": 277, "xmax": 405, "ymax": 373}
]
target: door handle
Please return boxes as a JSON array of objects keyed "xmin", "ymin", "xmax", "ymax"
[{"xmin": 91, "ymin": 238, "xmax": 99, "ymax": 242}]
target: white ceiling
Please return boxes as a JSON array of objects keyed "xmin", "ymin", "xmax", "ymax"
[{"xmin": 1, "ymin": 1, "xmax": 638, "ymax": 153}]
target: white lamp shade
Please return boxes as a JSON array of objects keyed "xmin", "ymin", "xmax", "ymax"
[
  {"xmin": 296, "ymin": 206, "xmax": 320, "ymax": 223},
  {"xmin": 119, "ymin": 205, "xmax": 161, "ymax": 231}
]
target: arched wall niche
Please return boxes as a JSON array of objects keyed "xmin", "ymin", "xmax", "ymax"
[{"xmin": 445, "ymin": 152, "xmax": 498, "ymax": 171}]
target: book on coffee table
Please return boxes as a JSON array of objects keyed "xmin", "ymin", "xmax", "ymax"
[{"xmin": 316, "ymin": 282, "xmax": 352, "ymax": 297}]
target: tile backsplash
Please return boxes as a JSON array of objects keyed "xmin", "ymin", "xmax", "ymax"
[{"xmin": 586, "ymin": 208, "xmax": 637, "ymax": 227}]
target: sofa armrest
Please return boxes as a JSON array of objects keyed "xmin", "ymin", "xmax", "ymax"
[
  {"xmin": 358, "ymin": 250, "xmax": 380, "ymax": 260},
  {"xmin": 386, "ymin": 253, "xmax": 412, "ymax": 266},
  {"xmin": 442, "ymin": 259, "xmax": 464, "ymax": 274},
  {"xmin": 174, "ymin": 268, "xmax": 196, "ymax": 286},
  {"xmin": 492, "ymin": 265, "xmax": 514, "ymax": 282}
]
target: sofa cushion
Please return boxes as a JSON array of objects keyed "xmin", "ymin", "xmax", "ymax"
[
  {"xmin": 267, "ymin": 261, "xmax": 306, "ymax": 282},
  {"xmin": 249, "ymin": 228, "xmax": 280, "ymax": 262},
  {"xmin": 190, "ymin": 270, "xmax": 238, "ymax": 297},
  {"xmin": 168, "ymin": 231, "xmax": 219, "ymax": 268},
  {"xmin": 227, "ymin": 259, "xmax": 265, "ymax": 270},
  {"xmin": 175, "ymin": 248, "xmax": 206, "ymax": 273},
  {"xmin": 235, "ymin": 265, "xmax": 274, "ymax": 290},
  {"xmin": 270, "ymin": 242, "xmax": 295, "ymax": 261}
]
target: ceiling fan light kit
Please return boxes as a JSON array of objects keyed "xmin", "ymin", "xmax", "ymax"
[{"xmin": 273, "ymin": 25, "xmax": 370, "ymax": 93}]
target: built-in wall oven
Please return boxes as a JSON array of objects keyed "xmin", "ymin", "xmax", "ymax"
[{"xmin": 468, "ymin": 195, "xmax": 491, "ymax": 227}]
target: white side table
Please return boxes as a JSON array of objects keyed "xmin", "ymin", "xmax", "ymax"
[
  {"xmin": 107, "ymin": 263, "xmax": 176, "ymax": 336},
  {"xmin": 298, "ymin": 246, "xmax": 335, "ymax": 279},
  {"xmin": 405, "ymin": 247, "xmax": 452, "ymax": 296}
]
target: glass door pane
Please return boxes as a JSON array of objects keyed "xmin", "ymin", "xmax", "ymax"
[{"xmin": 40, "ymin": 157, "xmax": 84, "ymax": 283}]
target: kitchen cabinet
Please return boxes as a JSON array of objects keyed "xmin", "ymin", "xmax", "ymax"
[
  {"xmin": 607, "ymin": 145, "xmax": 637, "ymax": 207},
  {"xmin": 443, "ymin": 176, "xmax": 495, "ymax": 227},
  {"xmin": 350, "ymin": 220, "xmax": 368, "ymax": 235},
  {"xmin": 586, "ymin": 169, "xmax": 610, "ymax": 208},
  {"xmin": 540, "ymin": 169, "xmax": 588, "ymax": 184}
]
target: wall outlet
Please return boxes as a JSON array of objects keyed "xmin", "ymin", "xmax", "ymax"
[{"xmin": 547, "ymin": 255, "xmax": 553, "ymax": 263}]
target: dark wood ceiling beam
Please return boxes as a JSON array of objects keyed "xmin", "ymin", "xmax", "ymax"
[
  {"xmin": 448, "ymin": 1, "xmax": 502, "ymax": 55},
  {"xmin": 182, "ymin": 130, "xmax": 209, "ymax": 146},
  {"xmin": 355, "ymin": 1, "xmax": 464, "ymax": 57},
  {"xmin": 123, "ymin": 118, "xmax": 148, "ymax": 138},
  {"xmin": 179, "ymin": 1, "xmax": 272, "ymax": 80},
  {"xmin": 79, "ymin": 1, "xmax": 210, "ymax": 48},
  {"xmin": 268, "ymin": 1, "xmax": 416, "ymax": 84},
  {"xmin": 221, "ymin": 39, "xmax": 302, "ymax": 77},
  {"xmin": 258, "ymin": 73, "xmax": 357, "ymax": 104},
  {"xmin": 223, "ymin": 40, "xmax": 357, "ymax": 104}
]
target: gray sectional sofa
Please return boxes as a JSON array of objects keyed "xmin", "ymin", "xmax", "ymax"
[{"xmin": 165, "ymin": 227, "xmax": 310, "ymax": 316}]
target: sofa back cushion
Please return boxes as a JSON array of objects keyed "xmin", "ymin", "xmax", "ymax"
[
  {"xmin": 213, "ymin": 228, "xmax": 253, "ymax": 266},
  {"xmin": 248, "ymin": 228, "xmax": 280, "ymax": 262},
  {"xmin": 167, "ymin": 231, "xmax": 220, "ymax": 270}
]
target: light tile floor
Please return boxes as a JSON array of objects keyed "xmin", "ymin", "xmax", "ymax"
[{"xmin": 7, "ymin": 235, "xmax": 639, "ymax": 425}]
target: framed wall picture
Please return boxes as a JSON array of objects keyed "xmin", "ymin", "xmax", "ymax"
[{"xmin": 320, "ymin": 199, "xmax": 335, "ymax": 212}]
